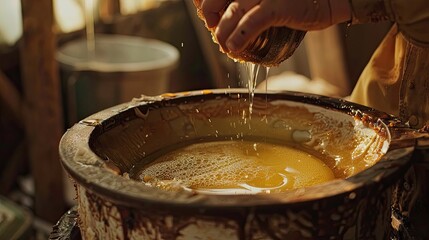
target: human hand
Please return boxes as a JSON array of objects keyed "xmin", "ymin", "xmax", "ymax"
[{"xmin": 194, "ymin": 0, "xmax": 351, "ymax": 53}]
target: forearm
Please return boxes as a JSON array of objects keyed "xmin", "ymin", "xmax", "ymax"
[
  {"xmin": 350, "ymin": 0, "xmax": 429, "ymax": 44},
  {"xmin": 349, "ymin": 0, "xmax": 389, "ymax": 23}
]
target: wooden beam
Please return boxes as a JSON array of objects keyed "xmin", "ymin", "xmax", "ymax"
[
  {"xmin": 20, "ymin": 0, "xmax": 66, "ymax": 222},
  {"xmin": 0, "ymin": 71, "xmax": 23, "ymax": 127},
  {"xmin": 100, "ymin": 0, "xmax": 121, "ymax": 22}
]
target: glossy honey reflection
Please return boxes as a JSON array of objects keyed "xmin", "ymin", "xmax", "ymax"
[{"xmin": 137, "ymin": 140, "xmax": 335, "ymax": 194}]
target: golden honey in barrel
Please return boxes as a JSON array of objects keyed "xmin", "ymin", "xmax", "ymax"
[{"xmin": 137, "ymin": 140, "xmax": 335, "ymax": 194}]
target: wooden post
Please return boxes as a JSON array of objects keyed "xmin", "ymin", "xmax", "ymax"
[
  {"xmin": 20, "ymin": 0, "xmax": 66, "ymax": 222},
  {"xmin": 100, "ymin": 0, "xmax": 121, "ymax": 22}
]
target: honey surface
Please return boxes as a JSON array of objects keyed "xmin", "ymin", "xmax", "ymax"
[{"xmin": 138, "ymin": 140, "xmax": 335, "ymax": 194}]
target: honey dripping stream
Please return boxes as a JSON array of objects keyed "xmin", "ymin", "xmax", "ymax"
[{"xmin": 243, "ymin": 62, "xmax": 270, "ymax": 123}]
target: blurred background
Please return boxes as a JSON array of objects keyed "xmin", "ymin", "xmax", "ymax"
[{"xmin": 0, "ymin": 0, "xmax": 391, "ymax": 239}]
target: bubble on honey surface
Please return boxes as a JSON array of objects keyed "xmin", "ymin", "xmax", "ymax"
[
  {"xmin": 140, "ymin": 142, "xmax": 262, "ymax": 188},
  {"xmin": 138, "ymin": 141, "xmax": 335, "ymax": 194}
]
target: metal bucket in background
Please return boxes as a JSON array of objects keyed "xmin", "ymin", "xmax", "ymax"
[{"xmin": 57, "ymin": 34, "xmax": 179, "ymax": 127}]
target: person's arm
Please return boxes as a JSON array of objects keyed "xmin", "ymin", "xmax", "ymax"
[
  {"xmin": 194, "ymin": 0, "xmax": 353, "ymax": 53},
  {"xmin": 350, "ymin": 0, "xmax": 429, "ymax": 44}
]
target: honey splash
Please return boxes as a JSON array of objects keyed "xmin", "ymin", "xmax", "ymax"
[{"xmin": 137, "ymin": 140, "xmax": 335, "ymax": 194}]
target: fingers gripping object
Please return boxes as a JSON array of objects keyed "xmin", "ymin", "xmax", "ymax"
[
  {"xmin": 193, "ymin": 0, "xmax": 306, "ymax": 67},
  {"xmin": 193, "ymin": 0, "xmax": 351, "ymax": 66}
]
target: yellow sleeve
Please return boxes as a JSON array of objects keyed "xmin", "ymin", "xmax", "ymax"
[
  {"xmin": 350, "ymin": 0, "xmax": 429, "ymax": 44},
  {"xmin": 350, "ymin": 25, "xmax": 429, "ymax": 128}
]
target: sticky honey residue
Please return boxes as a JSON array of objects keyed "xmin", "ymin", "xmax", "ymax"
[{"xmin": 137, "ymin": 141, "xmax": 335, "ymax": 194}]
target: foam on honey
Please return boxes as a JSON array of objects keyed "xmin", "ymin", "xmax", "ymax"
[{"xmin": 138, "ymin": 141, "xmax": 335, "ymax": 194}]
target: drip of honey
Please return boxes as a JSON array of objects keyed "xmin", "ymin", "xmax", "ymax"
[
  {"xmin": 245, "ymin": 62, "xmax": 260, "ymax": 117},
  {"xmin": 243, "ymin": 62, "xmax": 269, "ymax": 118},
  {"xmin": 138, "ymin": 140, "xmax": 335, "ymax": 194}
]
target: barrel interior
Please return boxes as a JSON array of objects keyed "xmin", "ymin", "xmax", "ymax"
[{"xmin": 89, "ymin": 92, "xmax": 388, "ymax": 187}]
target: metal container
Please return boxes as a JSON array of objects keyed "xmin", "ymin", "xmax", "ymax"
[
  {"xmin": 59, "ymin": 89, "xmax": 420, "ymax": 239},
  {"xmin": 57, "ymin": 34, "xmax": 179, "ymax": 126}
]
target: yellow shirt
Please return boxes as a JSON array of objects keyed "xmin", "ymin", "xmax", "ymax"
[{"xmin": 349, "ymin": 0, "xmax": 429, "ymax": 128}]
